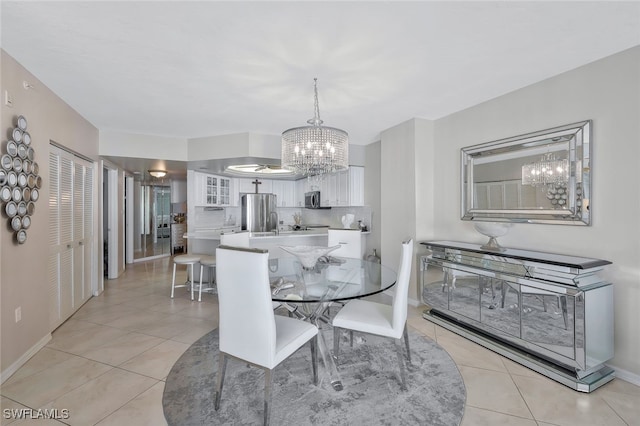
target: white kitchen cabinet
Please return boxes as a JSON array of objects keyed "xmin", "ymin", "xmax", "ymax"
[
  {"xmin": 235, "ymin": 178, "xmax": 252, "ymax": 195},
  {"xmin": 235, "ymin": 178, "xmax": 273, "ymax": 205},
  {"xmin": 272, "ymin": 180, "xmax": 296, "ymax": 207},
  {"xmin": 348, "ymin": 166, "xmax": 365, "ymax": 206},
  {"xmin": 292, "ymin": 166, "xmax": 365, "ymax": 207},
  {"xmin": 236, "ymin": 178, "xmax": 273, "ymax": 195},
  {"xmin": 193, "ymin": 171, "xmax": 233, "ymax": 206},
  {"xmin": 320, "ymin": 173, "xmax": 336, "ymax": 206},
  {"xmin": 320, "ymin": 168, "xmax": 362, "ymax": 207},
  {"xmin": 295, "ymin": 179, "xmax": 307, "ymax": 207},
  {"xmin": 335, "ymin": 169, "xmax": 350, "ymax": 206}
]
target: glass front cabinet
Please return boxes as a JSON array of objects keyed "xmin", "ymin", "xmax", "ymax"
[
  {"xmin": 193, "ymin": 172, "xmax": 232, "ymax": 206},
  {"xmin": 420, "ymin": 241, "xmax": 614, "ymax": 392}
]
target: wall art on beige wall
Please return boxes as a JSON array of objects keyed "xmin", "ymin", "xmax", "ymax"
[{"xmin": 1, "ymin": 115, "xmax": 42, "ymax": 244}]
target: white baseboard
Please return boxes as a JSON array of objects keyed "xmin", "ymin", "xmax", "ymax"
[
  {"xmin": 1, "ymin": 333, "xmax": 51, "ymax": 385},
  {"xmin": 610, "ymin": 365, "xmax": 640, "ymax": 387}
]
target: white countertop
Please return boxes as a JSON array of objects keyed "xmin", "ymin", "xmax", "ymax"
[{"xmin": 184, "ymin": 229, "xmax": 329, "ymax": 240}]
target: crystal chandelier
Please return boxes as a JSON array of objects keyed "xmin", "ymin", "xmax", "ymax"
[
  {"xmin": 281, "ymin": 78, "xmax": 348, "ymax": 177},
  {"xmin": 521, "ymin": 153, "xmax": 569, "ymax": 186}
]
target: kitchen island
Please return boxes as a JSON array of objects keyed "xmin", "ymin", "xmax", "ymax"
[{"xmin": 185, "ymin": 229, "xmax": 329, "ymax": 259}]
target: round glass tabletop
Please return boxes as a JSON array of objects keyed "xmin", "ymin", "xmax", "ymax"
[{"xmin": 269, "ymin": 257, "xmax": 397, "ymax": 303}]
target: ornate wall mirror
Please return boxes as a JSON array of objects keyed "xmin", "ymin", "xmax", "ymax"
[{"xmin": 461, "ymin": 120, "xmax": 591, "ymax": 225}]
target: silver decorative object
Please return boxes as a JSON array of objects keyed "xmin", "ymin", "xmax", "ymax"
[
  {"xmin": 1, "ymin": 114, "xmax": 41, "ymax": 244},
  {"xmin": 474, "ymin": 222, "xmax": 512, "ymax": 252}
]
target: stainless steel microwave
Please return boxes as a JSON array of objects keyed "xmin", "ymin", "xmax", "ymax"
[{"xmin": 305, "ymin": 191, "xmax": 321, "ymax": 209}]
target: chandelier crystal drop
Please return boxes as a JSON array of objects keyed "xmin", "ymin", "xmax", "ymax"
[
  {"xmin": 281, "ymin": 78, "xmax": 348, "ymax": 177},
  {"xmin": 521, "ymin": 153, "xmax": 569, "ymax": 187}
]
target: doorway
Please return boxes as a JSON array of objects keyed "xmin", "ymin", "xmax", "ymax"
[{"xmin": 133, "ymin": 182, "xmax": 171, "ymax": 260}]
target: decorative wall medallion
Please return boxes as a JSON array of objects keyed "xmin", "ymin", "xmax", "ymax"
[{"xmin": 2, "ymin": 115, "xmax": 42, "ymax": 244}]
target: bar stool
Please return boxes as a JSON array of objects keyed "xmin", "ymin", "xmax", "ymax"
[
  {"xmin": 198, "ymin": 255, "xmax": 217, "ymax": 302},
  {"xmin": 171, "ymin": 254, "xmax": 202, "ymax": 301}
]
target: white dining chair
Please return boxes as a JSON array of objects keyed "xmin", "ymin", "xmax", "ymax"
[
  {"xmin": 218, "ymin": 231, "xmax": 283, "ymax": 311},
  {"xmin": 214, "ymin": 245, "xmax": 318, "ymax": 426},
  {"xmin": 328, "ymin": 228, "xmax": 363, "ymax": 259},
  {"xmin": 332, "ymin": 239, "xmax": 414, "ymax": 390},
  {"xmin": 192, "ymin": 233, "xmax": 251, "ymax": 302}
]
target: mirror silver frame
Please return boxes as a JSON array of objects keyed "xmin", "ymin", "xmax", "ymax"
[{"xmin": 461, "ymin": 120, "xmax": 591, "ymax": 225}]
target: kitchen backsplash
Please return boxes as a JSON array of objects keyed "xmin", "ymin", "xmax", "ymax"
[
  {"xmin": 192, "ymin": 205, "xmax": 372, "ymax": 232},
  {"xmin": 301, "ymin": 206, "xmax": 372, "ymax": 230}
]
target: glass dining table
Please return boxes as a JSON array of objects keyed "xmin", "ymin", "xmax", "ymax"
[{"xmin": 268, "ymin": 256, "xmax": 398, "ymax": 391}]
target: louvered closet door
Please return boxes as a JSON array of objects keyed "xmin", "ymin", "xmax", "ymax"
[
  {"xmin": 48, "ymin": 146, "xmax": 94, "ymax": 330},
  {"xmin": 48, "ymin": 152, "xmax": 61, "ymax": 329},
  {"xmin": 73, "ymin": 161, "xmax": 93, "ymax": 306},
  {"xmin": 82, "ymin": 164, "xmax": 93, "ymax": 299}
]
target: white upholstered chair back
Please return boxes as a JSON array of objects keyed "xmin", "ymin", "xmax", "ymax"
[
  {"xmin": 391, "ymin": 239, "xmax": 414, "ymax": 335},
  {"xmin": 328, "ymin": 228, "xmax": 363, "ymax": 259},
  {"xmin": 216, "ymin": 246, "xmax": 277, "ymax": 368},
  {"xmin": 220, "ymin": 231, "xmax": 250, "ymax": 248}
]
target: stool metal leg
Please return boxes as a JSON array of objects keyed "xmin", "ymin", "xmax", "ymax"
[
  {"xmin": 171, "ymin": 263, "xmax": 177, "ymax": 298},
  {"xmin": 199, "ymin": 264, "xmax": 204, "ymax": 302},
  {"xmin": 190, "ymin": 263, "xmax": 195, "ymax": 301}
]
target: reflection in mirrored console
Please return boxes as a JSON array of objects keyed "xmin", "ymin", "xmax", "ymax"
[{"xmin": 420, "ymin": 241, "xmax": 613, "ymax": 392}]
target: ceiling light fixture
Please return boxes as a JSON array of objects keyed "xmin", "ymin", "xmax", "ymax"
[
  {"xmin": 281, "ymin": 78, "xmax": 348, "ymax": 177},
  {"xmin": 225, "ymin": 164, "xmax": 293, "ymax": 176},
  {"xmin": 148, "ymin": 169, "xmax": 167, "ymax": 178}
]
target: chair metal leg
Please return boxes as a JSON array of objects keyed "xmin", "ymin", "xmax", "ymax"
[
  {"xmin": 394, "ymin": 338, "xmax": 407, "ymax": 391},
  {"xmin": 403, "ymin": 323, "xmax": 411, "ymax": 363},
  {"xmin": 310, "ymin": 335, "xmax": 318, "ymax": 385},
  {"xmin": 501, "ymin": 282, "xmax": 508, "ymax": 308},
  {"xmin": 349, "ymin": 330, "xmax": 353, "ymax": 347},
  {"xmin": 333, "ymin": 326, "xmax": 340, "ymax": 362},
  {"xmin": 214, "ymin": 353, "xmax": 227, "ymax": 410},
  {"xmin": 264, "ymin": 369, "xmax": 273, "ymax": 426}
]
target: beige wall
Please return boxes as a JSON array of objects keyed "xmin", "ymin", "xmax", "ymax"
[
  {"xmin": 1, "ymin": 51, "xmax": 99, "ymax": 377},
  {"xmin": 427, "ymin": 46, "xmax": 638, "ymax": 378},
  {"xmin": 99, "ymin": 130, "xmax": 188, "ymax": 160},
  {"xmin": 380, "ymin": 118, "xmax": 436, "ymax": 303}
]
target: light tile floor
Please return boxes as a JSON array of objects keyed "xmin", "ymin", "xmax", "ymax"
[{"xmin": 1, "ymin": 257, "xmax": 638, "ymax": 425}]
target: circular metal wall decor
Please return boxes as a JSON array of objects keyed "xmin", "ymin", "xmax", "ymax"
[{"xmin": 2, "ymin": 115, "xmax": 41, "ymax": 244}]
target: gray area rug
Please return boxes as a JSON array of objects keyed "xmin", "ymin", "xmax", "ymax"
[{"xmin": 163, "ymin": 326, "xmax": 466, "ymax": 425}]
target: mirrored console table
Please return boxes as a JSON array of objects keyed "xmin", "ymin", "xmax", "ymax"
[{"xmin": 420, "ymin": 241, "xmax": 614, "ymax": 392}]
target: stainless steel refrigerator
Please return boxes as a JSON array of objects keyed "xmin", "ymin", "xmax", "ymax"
[{"xmin": 241, "ymin": 193, "xmax": 278, "ymax": 232}]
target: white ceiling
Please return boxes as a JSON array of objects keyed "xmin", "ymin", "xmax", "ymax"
[{"xmin": 1, "ymin": 2, "xmax": 639, "ymax": 166}]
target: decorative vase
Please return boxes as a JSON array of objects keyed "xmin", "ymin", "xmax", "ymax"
[
  {"xmin": 279, "ymin": 245, "xmax": 341, "ymax": 270},
  {"xmin": 341, "ymin": 214, "xmax": 355, "ymax": 229},
  {"xmin": 473, "ymin": 222, "xmax": 512, "ymax": 252},
  {"xmin": 365, "ymin": 249, "xmax": 381, "ymax": 283}
]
